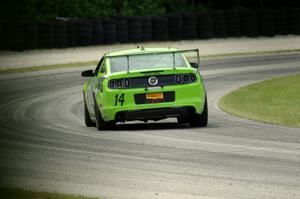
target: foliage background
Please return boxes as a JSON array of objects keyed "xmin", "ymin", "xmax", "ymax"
[{"xmin": 0, "ymin": 0, "xmax": 299, "ymax": 22}]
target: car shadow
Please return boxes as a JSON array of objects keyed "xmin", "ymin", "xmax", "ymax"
[
  {"xmin": 107, "ymin": 122, "xmax": 217, "ymax": 131},
  {"xmin": 111, "ymin": 122, "xmax": 188, "ymax": 131}
]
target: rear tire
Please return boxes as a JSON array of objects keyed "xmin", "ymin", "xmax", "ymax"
[
  {"xmin": 94, "ymin": 97, "xmax": 114, "ymax": 130},
  {"xmin": 84, "ymin": 97, "xmax": 94, "ymax": 127},
  {"xmin": 189, "ymin": 96, "xmax": 208, "ymax": 127}
]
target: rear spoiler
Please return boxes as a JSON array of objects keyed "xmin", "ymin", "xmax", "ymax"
[{"xmin": 103, "ymin": 49, "xmax": 200, "ymax": 73}]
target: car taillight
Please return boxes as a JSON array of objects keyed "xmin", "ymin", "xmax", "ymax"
[
  {"xmin": 190, "ymin": 74, "xmax": 196, "ymax": 82},
  {"xmin": 124, "ymin": 79, "xmax": 130, "ymax": 88},
  {"xmin": 109, "ymin": 80, "xmax": 116, "ymax": 88},
  {"xmin": 175, "ymin": 73, "xmax": 197, "ymax": 84},
  {"xmin": 176, "ymin": 75, "xmax": 181, "ymax": 83},
  {"xmin": 183, "ymin": 75, "xmax": 189, "ymax": 82},
  {"xmin": 116, "ymin": 79, "xmax": 122, "ymax": 88},
  {"xmin": 109, "ymin": 79, "xmax": 130, "ymax": 89}
]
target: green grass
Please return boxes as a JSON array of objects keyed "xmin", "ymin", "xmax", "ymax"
[
  {"xmin": 0, "ymin": 61, "xmax": 98, "ymax": 74},
  {"xmin": 0, "ymin": 187, "xmax": 100, "ymax": 199},
  {"xmin": 219, "ymin": 73, "xmax": 300, "ymax": 127}
]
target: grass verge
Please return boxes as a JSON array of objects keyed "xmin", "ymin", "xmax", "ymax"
[
  {"xmin": 0, "ymin": 187, "xmax": 100, "ymax": 199},
  {"xmin": 219, "ymin": 73, "xmax": 300, "ymax": 127}
]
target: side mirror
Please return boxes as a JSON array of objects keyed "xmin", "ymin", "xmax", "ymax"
[
  {"xmin": 190, "ymin": 62, "xmax": 199, "ymax": 69},
  {"xmin": 81, "ymin": 70, "xmax": 94, "ymax": 77}
]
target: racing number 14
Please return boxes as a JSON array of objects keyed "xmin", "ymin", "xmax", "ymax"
[{"xmin": 115, "ymin": 93, "xmax": 125, "ymax": 106}]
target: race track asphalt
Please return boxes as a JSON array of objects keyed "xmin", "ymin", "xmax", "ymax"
[{"xmin": 0, "ymin": 53, "xmax": 299, "ymax": 199}]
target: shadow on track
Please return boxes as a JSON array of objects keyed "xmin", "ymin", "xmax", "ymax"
[
  {"xmin": 95, "ymin": 122, "xmax": 217, "ymax": 131},
  {"xmin": 112, "ymin": 122, "xmax": 189, "ymax": 131}
]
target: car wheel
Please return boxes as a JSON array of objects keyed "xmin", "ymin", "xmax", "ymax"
[
  {"xmin": 94, "ymin": 99, "xmax": 114, "ymax": 131},
  {"xmin": 84, "ymin": 96, "xmax": 95, "ymax": 127},
  {"xmin": 189, "ymin": 96, "xmax": 208, "ymax": 127}
]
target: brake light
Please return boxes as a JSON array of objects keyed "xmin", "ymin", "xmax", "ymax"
[
  {"xmin": 109, "ymin": 80, "xmax": 115, "ymax": 88},
  {"xmin": 124, "ymin": 79, "xmax": 130, "ymax": 88},
  {"xmin": 190, "ymin": 74, "xmax": 196, "ymax": 82},
  {"xmin": 176, "ymin": 75, "xmax": 181, "ymax": 83},
  {"xmin": 116, "ymin": 79, "xmax": 122, "ymax": 88},
  {"xmin": 183, "ymin": 75, "xmax": 189, "ymax": 82}
]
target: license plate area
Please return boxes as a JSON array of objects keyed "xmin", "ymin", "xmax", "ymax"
[
  {"xmin": 146, "ymin": 93, "xmax": 164, "ymax": 100},
  {"xmin": 135, "ymin": 91, "xmax": 175, "ymax": 104}
]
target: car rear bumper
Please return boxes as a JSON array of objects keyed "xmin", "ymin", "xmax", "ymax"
[
  {"xmin": 115, "ymin": 106, "xmax": 195, "ymax": 122},
  {"xmin": 97, "ymin": 82, "xmax": 206, "ymax": 121}
]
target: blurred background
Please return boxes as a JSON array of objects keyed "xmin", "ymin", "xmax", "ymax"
[{"xmin": 0, "ymin": 0, "xmax": 299, "ymax": 51}]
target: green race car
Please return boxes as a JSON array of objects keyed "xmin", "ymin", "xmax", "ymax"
[{"xmin": 81, "ymin": 47, "xmax": 207, "ymax": 130}]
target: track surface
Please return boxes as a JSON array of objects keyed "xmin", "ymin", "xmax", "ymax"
[{"xmin": 0, "ymin": 54, "xmax": 300, "ymax": 199}]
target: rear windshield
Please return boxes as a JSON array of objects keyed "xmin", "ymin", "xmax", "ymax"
[{"xmin": 109, "ymin": 53, "xmax": 188, "ymax": 73}]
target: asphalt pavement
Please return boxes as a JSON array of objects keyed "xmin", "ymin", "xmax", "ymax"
[{"xmin": 0, "ymin": 53, "xmax": 299, "ymax": 199}]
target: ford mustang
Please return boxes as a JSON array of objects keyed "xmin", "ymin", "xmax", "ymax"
[{"xmin": 81, "ymin": 47, "xmax": 207, "ymax": 130}]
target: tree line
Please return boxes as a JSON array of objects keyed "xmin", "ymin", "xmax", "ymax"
[{"xmin": 0, "ymin": 0, "xmax": 299, "ymax": 22}]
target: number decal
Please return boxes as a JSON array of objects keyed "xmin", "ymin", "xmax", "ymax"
[
  {"xmin": 114, "ymin": 94, "xmax": 118, "ymax": 106},
  {"xmin": 119, "ymin": 93, "xmax": 125, "ymax": 106},
  {"xmin": 114, "ymin": 93, "xmax": 125, "ymax": 106}
]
